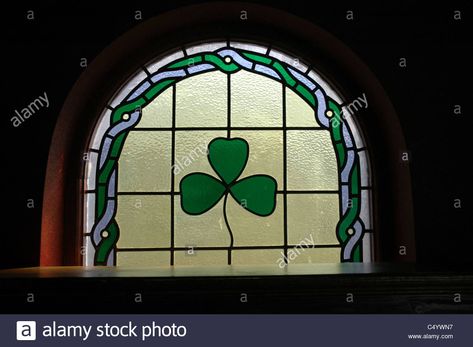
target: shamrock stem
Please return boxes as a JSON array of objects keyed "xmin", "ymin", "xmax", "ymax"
[{"xmin": 223, "ymin": 192, "xmax": 234, "ymax": 265}]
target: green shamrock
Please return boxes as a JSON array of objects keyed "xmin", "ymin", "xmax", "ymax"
[{"xmin": 180, "ymin": 137, "xmax": 277, "ymax": 247}]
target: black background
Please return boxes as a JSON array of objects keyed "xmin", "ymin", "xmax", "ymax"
[{"xmin": 1, "ymin": 0, "xmax": 471, "ymax": 269}]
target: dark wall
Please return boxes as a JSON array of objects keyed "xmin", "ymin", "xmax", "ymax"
[{"xmin": 1, "ymin": 0, "xmax": 471, "ymax": 269}]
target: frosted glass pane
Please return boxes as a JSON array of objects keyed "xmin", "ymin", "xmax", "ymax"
[
  {"xmin": 116, "ymin": 195, "xmax": 171, "ymax": 248},
  {"xmin": 137, "ymin": 87, "xmax": 172, "ymax": 128},
  {"xmin": 116, "ymin": 251, "xmax": 170, "ymax": 267},
  {"xmin": 83, "ymin": 236, "xmax": 95, "ymax": 266},
  {"xmin": 289, "ymin": 248, "xmax": 340, "ymax": 263},
  {"xmin": 108, "ymin": 70, "xmax": 148, "ymax": 108},
  {"xmin": 287, "ymin": 194, "xmax": 339, "ymax": 245},
  {"xmin": 176, "ymin": 71, "xmax": 227, "ymax": 127},
  {"xmin": 269, "ymin": 48, "xmax": 309, "ymax": 73},
  {"xmin": 344, "ymin": 113, "xmax": 365, "ymax": 149},
  {"xmin": 174, "ymin": 250, "xmax": 228, "ymax": 266},
  {"xmin": 232, "ymin": 249, "xmax": 283, "ymax": 265},
  {"xmin": 174, "ymin": 197, "xmax": 230, "ymax": 247},
  {"xmin": 146, "ymin": 50, "xmax": 185, "ymax": 74},
  {"xmin": 362, "ymin": 233, "xmax": 373, "ymax": 262},
  {"xmin": 358, "ymin": 150, "xmax": 371, "ymax": 186},
  {"xmin": 90, "ymin": 109, "xmax": 111, "ymax": 150},
  {"xmin": 85, "ymin": 151, "xmax": 98, "ymax": 190},
  {"xmin": 308, "ymin": 69, "xmax": 343, "ymax": 104},
  {"xmin": 231, "ymin": 70, "xmax": 282, "ymax": 127},
  {"xmin": 83, "ymin": 193, "xmax": 95, "ymax": 234},
  {"xmin": 230, "ymin": 130, "xmax": 283, "ymax": 188},
  {"xmin": 229, "ymin": 41, "xmax": 267, "ymax": 54},
  {"xmin": 360, "ymin": 189, "xmax": 372, "ymax": 229},
  {"xmin": 174, "ymin": 130, "xmax": 226, "ymax": 191},
  {"xmin": 287, "ymin": 130, "xmax": 338, "ymax": 190},
  {"xmin": 118, "ymin": 132, "xmax": 172, "ymax": 192},
  {"xmin": 286, "ymin": 88, "xmax": 320, "ymax": 127},
  {"xmin": 227, "ymin": 195, "xmax": 284, "ymax": 246},
  {"xmin": 185, "ymin": 42, "xmax": 227, "ymax": 55}
]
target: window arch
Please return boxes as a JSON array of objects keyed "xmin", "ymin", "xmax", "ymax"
[
  {"xmin": 84, "ymin": 41, "xmax": 373, "ymax": 266},
  {"xmin": 40, "ymin": 2, "xmax": 415, "ymax": 268}
]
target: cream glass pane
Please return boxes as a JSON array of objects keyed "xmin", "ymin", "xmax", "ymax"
[
  {"xmin": 230, "ymin": 130, "xmax": 283, "ymax": 188},
  {"xmin": 118, "ymin": 131, "xmax": 171, "ymax": 192},
  {"xmin": 287, "ymin": 130, "xmax": 338, "ymax": 190},
  {"xmin": 286, "ymin": 88, "xmax": 320, "ymax": 127},
  {"xmin": 137, "ymin": 87, "xmax": 172, "ymax": 128},
  {"xmin": 116, "ymin": 251, "xmax": 170, "ymax": 267},
  {"xmin": 288, "ymin": 248, "xmax": 340, "ymax": 264},
  {"xmin": 231, "ymin": 70, "xmax": 282, "ymax": 127},
  {"xmin": 174, "ymin": 197, "xmax": 230, "ymax": 247},
  {"xmin": 227, "ymin": 195, "xmax": 284, "ymax": 246},
  {"xmin": 174, "ymin": 130, "xmax": 226, "ymax": 192},
  {"xmin": 116, "ymin": 195, "xmax": 171, "ymax": 248},
  {"xmin": 174, "ymin": 250, "xmax": 228, "ymax": 266},
  {"xmin": 232, "ymin": 249, "xmax": 283, "ymax": 265},
  {"xmin": 176, "ymin": 71, "xmax": 227, "ymax": 127},
  {"xmin": 108, "ymin": 69, "xmax": 148, "ymax": 108},
  {"xmin": 287, "ymin": 194, "xmax": 339, "ymax": 245},
  {"xmin": 90, "ymin": 109, "xmax": 111, "ymax": 150}
]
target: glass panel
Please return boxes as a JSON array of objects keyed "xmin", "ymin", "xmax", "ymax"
[
  {"xmin": 118, "ymin": 131, "xmax": 172, "ymax": 192},
  {"xmin": 362, "ymin": 233, "xmax": 373, "ymax": 262},
  {"xmin": 116, "ymin": 195, "xmax": 171, "ymax": 248},
  {"xmin": 116, "ymin": 251, "xmax": 170, "ymax": 267},
  {"xmin": 90, "ymin": 109, "xmax": 111, "ymax": 150},
  {"xmin": 289, "ymin": 248, "xmax": 340, "ymax": 263},
  {"xmin": 230, "ymin": 130, "xmax": 283, "ymax": 188},
  {"xmin": 83, "ymin": 236, "xmax": 95, "ymax": 266},
  {"xmin": 308, "ymin": 69, "xmax": 343, "ymax": 104},
  {"xmin": 174, "ymin": 250, "xmax": 228, "ymax": 266},
  {"xmin": 286, "ymin": 88, "xmax": 320, "ymax": 127},
  {"xmin": 227, "ymin": 195, "xmax": 284, "ymax": 246},
  {"xmin": 269, "ymin": 48, "xmax": 309, "ymax": 73},
  {"xmin": 146, "ymin": 50, "xmax": 185, "ymax": 74},
  {"xmin": 229, "ymin": 41, "xmax": 268, "ymax": 54},
  {"xmin": 83, "ymin": 193, "xmax": 95, "ymax": 234},
  {"xmin": 286, "ymin": 130, "xmax": 338, "ymax": 190},
  {"xmin": 108, "ymin": 69, "xmax": 148, "ymax": 108},
  {"xmin": 185, "ymin": 41, "xmax": 227, "ymax": 55},
  {"xmin": 358, "ymin": 150, "xmax": 371, "ymax": 186},
  {"xmin": 344, "ymin": 113, "xmax": 365, "ymax": 149},
  {"xmin": 137, "ymin": 87, "xmax": 173, "ymax": 128},
  {"xmin": 85, "ymin": 151, "xmax": 98, "ymax": 190},
  {"xmin": 360, "ymin": 189, "xmax": 372, "ymax": 229},
  {"xmin": 174, "ymin": 197, "xmax": 230, "ymax": 247},
  {"xmin": 231, "ymin": 70, "xmax": 282, "ymax": 127},
  {"xmin": 174, "ymin": 130, "xmax": 226, "ymax": 191},
  {"xmin": 232, "ymin": 249, "xmax": 283, "ymax": 265},
  {"xmin": 287, "ymin": 194, "xmax": 339, "ymax": 245},
  {"xmin": 176, "ymin": 71, "xmax": 227, "ymax": 127}
]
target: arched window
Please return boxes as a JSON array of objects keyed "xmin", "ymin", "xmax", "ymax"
[
  {"xmin": 83, "ymin": 41, "xmax": 373, "ymax": 266},
  {"xmin": 40, "ymin": 3, "xmax": 415, "ymax": 268}
]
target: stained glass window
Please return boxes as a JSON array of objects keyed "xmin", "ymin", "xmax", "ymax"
[{"xmin": 83, "ymin": 41, "xmax": 373, "ymax": 267}]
